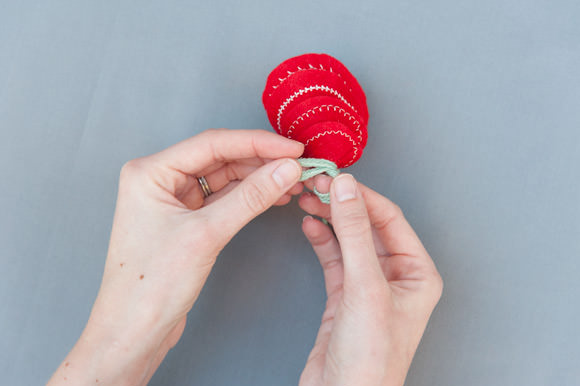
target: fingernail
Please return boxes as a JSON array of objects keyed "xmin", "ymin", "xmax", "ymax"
[
  {"xmin": 272, "ymin": 160, "xmax": 301, "ymax": 188},
  {"xmin": 333, "ymin": 174, "xmax": 357, "ymax": 202},
  {"xmin": 302, "ymin": 215, "xmax": 313, "ymax": 223}
]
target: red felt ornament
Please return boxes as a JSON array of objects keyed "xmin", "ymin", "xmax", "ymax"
[{"xmin": 262, "ymin": 53, "xmax": 368, "ymax": 168}]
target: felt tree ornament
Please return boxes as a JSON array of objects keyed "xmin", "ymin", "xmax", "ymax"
[{"xmin": 262, "ymin": 53, "xmax": 368, "ymax": 203}]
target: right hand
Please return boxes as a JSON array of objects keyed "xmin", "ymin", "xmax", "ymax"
[{"xmin": 298, "ymin": 173, "xmax": 443, "ymax": 386}]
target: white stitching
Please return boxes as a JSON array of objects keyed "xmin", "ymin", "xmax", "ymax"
[
  {"xmin": 276, "ymin": 85, "xmax": 359, "ymax": 133},
  {"xmin": 286, "ymin": 104, "xmax": 363, "ymax": 143},
  {"xmin": 301, "ymin": 129, "xmax": 359, "ymax": 167},
  {"xmin": 270, "ymin": 63, "xmax": 349, "ymax": 92},
  {"xmin": 286, "ymin": 104, "xmax": 362, "ymax": 142}
]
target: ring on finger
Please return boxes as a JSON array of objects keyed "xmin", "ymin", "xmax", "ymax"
[{"xmin": 197, "ymin": 176, "xmax": 213, "ymax": 198}]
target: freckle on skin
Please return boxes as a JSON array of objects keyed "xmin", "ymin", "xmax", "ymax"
[
  {"xmin": 120, "ymin": 263, "xmax": 124, "ymax": 267},
  {"xmin": 65, "ymin": 362, "xmax": 69, "ymax": 367},
  {"xmin": 140, "ymin": 274, "xmax": 144, "ymax": 280}
]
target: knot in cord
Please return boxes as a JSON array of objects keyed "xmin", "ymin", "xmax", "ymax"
[{"xmin": 298, "ymin": 158, "xmax": 340, "ymax": 204}]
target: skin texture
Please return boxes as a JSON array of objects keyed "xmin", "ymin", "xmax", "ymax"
[
  {"xmin": 298, "ymin": 174, "xmax": 443, "ymax": 386},
  {"xmin": 47, "ymin": 128, "xmax": 442, "ymax": 386}
]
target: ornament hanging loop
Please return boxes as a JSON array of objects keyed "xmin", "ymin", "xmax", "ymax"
[{"xmin": 298, "ymin": 158, "xmax": 340, "ymax": 204}]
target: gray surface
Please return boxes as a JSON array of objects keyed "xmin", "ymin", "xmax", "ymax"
[{"xmin": 1, "ymin": 0, "xmax": 579, "ymax": 385}]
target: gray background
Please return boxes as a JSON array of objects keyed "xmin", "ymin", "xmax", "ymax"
[{"xmin": 1, "ymin": 0, "xmax": 579, "ymax": 385}]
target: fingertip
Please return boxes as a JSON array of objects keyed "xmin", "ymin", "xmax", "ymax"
[
  {"xmin": 293, "ymin": 138, "xmax": 306, "ymax": 154},
  {"xmin": 301, "ymin": 214, "xmax": 314, "ymax": 235},
  {"xmin": 299, "ymin": 191, "xmax": 332, "ymax": 220},
  {"xmin": 288, "ymin": 181, "xmax": 305, "ymax": 195},
  {"xmin": 313, "ymin": 174, "xmax": 332, "ymax": 194},
  {"xmin": 274, "ymin": 194, "xmax": 292, "ymax": 206},
  {"xmin": 331, "ymin": 173, "xmax": 358, "ymax": 203},
  {"xmin": 298, "ymin": 191, "xmax": 317, "ymax": 211},
  {"xmin": 251, "ymin": 129, "xmax": 304, "ymax": 158},
  {"xmin": 271, "ymin": 158, "xmax": 302, "ymax": 189},
  {"xmin": 298, "ymin": 190, "xmax": 314, "ymax": 203},
  {"xmin": 303, "ymin": 178, "xmax": 315, "ymax": 191},
  {"xmin": 278, "ymin": 135, "xmax": 305, "ymax": 155},
  {"xmin": 301, "ymin": 215, "xmax": 326, "ymax": 239}
]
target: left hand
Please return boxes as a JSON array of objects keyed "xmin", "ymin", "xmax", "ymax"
[{"xmin": 48, "ymin": 128, "xmax": 305, "ymax": 385}]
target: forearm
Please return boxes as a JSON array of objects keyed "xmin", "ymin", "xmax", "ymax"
[{"xmin": 47, "ymin": 313, "xmax": 170, "ymax": 385}]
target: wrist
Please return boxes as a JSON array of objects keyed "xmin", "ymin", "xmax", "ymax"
[{"xmin": 48, "ymin": 309, "xmax": 172, "ymax": 386}]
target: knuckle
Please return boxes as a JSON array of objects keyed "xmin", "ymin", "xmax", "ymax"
[
  {"xmin": 336, "ymin": 210, "xmax": 371, "ymax": 237},
  {"xmin": 120, "ymin": 158, "xmax": 146, "ymax": 180},
  {"xmin": 392, "ymin": 203, "xmax": 404, "ymax": 217},
  {"xmin": 430, "ymin": 270, "xmax": 444, "ymax": 300},
  {"xmin": 196, "ymin": 128, "xmax": 218, "ymax": 142},
  {"xmin": 201, "ymin": 127, "xmax": 227, "ymax": 138},
  {"xmin": 416, "ymin": 265, "xmax": 444, "ymax": 304},
  {"xmin": 198, "ymin": 129, "xmax": 229, "ymax": 161},
  {"xmin": 241, "ymin": 180, "xmax": 271, "ymax": 213}
]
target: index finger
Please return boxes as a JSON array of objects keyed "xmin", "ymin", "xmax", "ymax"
[
  {"xmin": 151, "ymin": 128, "xmax": 304, "ymax": 175},
  {"xmin": 305, "ymin": 175, "xmax": 431, "ymax": 260}
]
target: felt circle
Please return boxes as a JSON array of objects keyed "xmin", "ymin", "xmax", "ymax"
[
  {"xmin": 264, "ymin": 70, "xmax": 367, "ymax": 135},
  {"xmin": 282, "ymin": 95, "xmax": 366, "ymax": 147},
  {"xmin": 288, "ymin": 121, "xmax": 363, "ymax": 168},
  {"xmin": 264, "ymin": 53, "xmax": 367, "ymax": 118}
]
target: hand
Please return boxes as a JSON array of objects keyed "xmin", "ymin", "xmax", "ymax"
[
  {"xmin": 298, "ymin": 174, "xmax": 443, "ymax": 386},
  {"xmin": 48, "ymin": 128, "xmax": 305, "ymax": 385}
]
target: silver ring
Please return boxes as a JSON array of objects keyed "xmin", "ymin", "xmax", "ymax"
[{"xmin": 197, "ymin": 176, "xmax": 212, "ymax": 198}]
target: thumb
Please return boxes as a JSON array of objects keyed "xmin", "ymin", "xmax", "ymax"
[
  {"xmin": 330, "ymin": 174, "xmax": 385, "ymax": 288},
  {"xmin": 201, "ymin": 158, "xmax": 302, "ymax": 242}
]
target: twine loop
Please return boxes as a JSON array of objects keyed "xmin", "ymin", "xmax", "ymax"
[{"xmin": 298, "ymin": 158, "xmax": 340, "ymax": 204}]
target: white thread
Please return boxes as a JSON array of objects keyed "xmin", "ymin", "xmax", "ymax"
[
  {"xmin": 276, "ymin": 85, "xmax": 359, "ymax": 133},
  {"xmin": 286, "ymin": 104, "xmax": 363, "ymax": 142},
  {"xmin": 303, "ymin": 129, "xmax": 359, "ymax": 167},
  {"xmin": 270, "ymin": 63, "xmax": 349, "ymax": 93}
]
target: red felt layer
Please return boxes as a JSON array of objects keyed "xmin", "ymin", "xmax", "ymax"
[
  {"xmin": 288, "ymin": 121, "xmax": 363, "ymax": 168},
  {"xmin": 264, "ymin": 69, "xmax": 368, "ymax": 132},
  {"xmin": 282, "ymin": 95, "xmax": 367, "ymax": 148},
  {"xmin": 264, "ymin": 53, "xmax": 367, "ymax": 117},
  {"xmin": 262, "ymin": 53, "xmax": 369, "ymax": 168}
]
